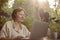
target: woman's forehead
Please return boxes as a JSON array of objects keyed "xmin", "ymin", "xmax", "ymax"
[{"xmin": 16, "ymin": 11, "xmax": 25, "ymax": 14}]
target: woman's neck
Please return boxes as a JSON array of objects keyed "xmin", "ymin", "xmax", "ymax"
[
  {"xmin": 13, "ymin": 20, "xmax": 21, "ymax": 27},
  {"xmin": 13, "ymin": 20, "xmax": 22, "ymax": 31},
  {"xmin": 14, "ymin": 19, "xmax": 21, "ymax": 23}
]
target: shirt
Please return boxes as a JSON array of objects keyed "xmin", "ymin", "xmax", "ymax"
[{"xmin": 0, "ymin": 20, "xmax": 30, "ymax": 38}]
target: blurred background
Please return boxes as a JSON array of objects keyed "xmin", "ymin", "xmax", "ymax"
[{"xmin": 0, "ymin": 0, "xmax": 60, "ymax": 40}]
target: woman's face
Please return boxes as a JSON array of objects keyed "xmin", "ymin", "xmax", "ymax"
[{"xmin": 16, "ymin": 11, "xmax": 25, "ymax": 22}]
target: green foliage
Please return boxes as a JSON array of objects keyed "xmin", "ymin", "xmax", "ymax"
[
  {"xmin": 0, "ymin": 16, "xmax": 6, "ymax": 23},
  {"xmin": 22, "ymin": 14, "xmax": 33, "ymax": 31},
  {"xmin": 0, "ymin": 0, "xmax": 8, "ymax": 11},
  {"xmin": 15, "ymin": 0, "xmax": 26, "ymax": 3},
  {"xmin": 0, "ymin": 0, "xmax": 8, "ymax": 29},
  {"xmin": 1, "ymin": 2, "xmax": 13, "ymax": 13},
  {"xmin": 14, "ymin": 0, "xmax": 27, "ymax": 7}
]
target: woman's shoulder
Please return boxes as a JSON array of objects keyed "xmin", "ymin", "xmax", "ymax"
[
  {"xmin": 4, "ymin": 20, "xmax": 13, "ymax": 28},
  {"xmin": 6, "ymin": 20, "xmax": 13, "ymax": 23},
  {"xmin": 21, "ymin": 24, "xmax": 28, "ymax": 30},
  {"xmin": 21, "ymin": 24, "xmax": 26, "ymax": 28},
  {"xmin": 5, "ymin": 20, "xmax": 14, "ymax": 25},
  {"xmin": 1, "ymin": 20, "xmax": 13, "ymax": 30}
]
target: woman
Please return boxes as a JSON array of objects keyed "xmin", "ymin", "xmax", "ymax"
[{"xmin": 0, "ymin": 7, "xmax": 30, "ymax": 39}]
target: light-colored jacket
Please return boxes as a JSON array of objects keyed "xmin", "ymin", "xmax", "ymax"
[{"xmin": 0, "ymin": 20, "xmax": 30, "ymax": 38}]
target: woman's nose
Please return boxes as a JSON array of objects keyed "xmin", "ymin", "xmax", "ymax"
[{"xmin": 21, "ymin": 15, "xmax": 25, "ymax": 18}]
